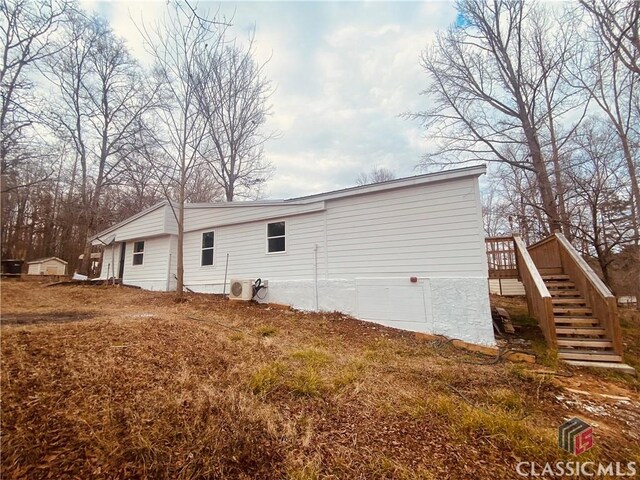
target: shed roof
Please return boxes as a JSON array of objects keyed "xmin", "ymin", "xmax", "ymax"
[{"xmin": 27, "ymin": 256, "xmax": 68, "ymax": 265}]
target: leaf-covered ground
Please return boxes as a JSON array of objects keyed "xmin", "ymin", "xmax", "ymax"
[{"xmin": 1, "ymin": 281, "xmax": 638, "ymax": 479}]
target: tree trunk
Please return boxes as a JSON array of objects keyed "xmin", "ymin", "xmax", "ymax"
[
  {"xmin": 620, "ymin": 136, "xmax": 640, "ymax": 227},
  {"xmin": 176, "ymin": 178, "xmax": 185, "ymax": 298},
  {"xmin": 522, "ymin": 122, "xmax": 561, "ymax": 234}
]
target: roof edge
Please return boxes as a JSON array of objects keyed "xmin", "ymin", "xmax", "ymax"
[
  {"xmin": 27, "ymin": 256, "xmax": 68, "ymax": 264},
  {"xmin": 89, "ymin": 201, "xmax": 168, "ymax": 243},
  {"xmin": 286, "ymin": 164, "xmax": 487, "ymax": 203},
  {"xmin": 89, "ymin": 165, "xmax": 487, "ymax": 241}
]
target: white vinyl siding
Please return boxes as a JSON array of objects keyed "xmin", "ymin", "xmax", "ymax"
[
  {"xmin": 113, "ymin": 206, "xmax": 167, "ymax": 241},
  {"xmin": 183, "ymin": 202, "xmax": 324, "ymax": 232},
  {"xmin": 324, "ymin": 177, "xmax": 486, "ymax": 278},
  {"xmin": 183, "ymin": 214, "xmax": 326, "ymax": 287},
  {"xmin": 180, "ymin": 176, "xmax": 485, "ymax": 286},
  {"xmin": 122, "ymin": 236, "xmax": 172, "ymax": 290}
]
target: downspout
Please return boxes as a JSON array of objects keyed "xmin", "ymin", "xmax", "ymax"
[
  {"xmin": 166, "ymin": 253, "xmax": 172, "ymax": 291},
  {"xmin": 313, "ymin": 244, "xmax": 319, "ymax": 311}
]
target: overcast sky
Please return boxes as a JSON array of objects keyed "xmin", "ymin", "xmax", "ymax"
[{"xmin": 80, "ymin": 1, "xmax": 458, "ymax": 199}]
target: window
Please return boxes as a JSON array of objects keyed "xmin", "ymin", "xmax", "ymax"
[
  {"xmin": 132, "ymin": 241, "xmax": 144, "ymax": 265},
  {"xmin": 201, "ymin": 231, "xmax": 214, "ymax": 266},
  {"xmin": 267, "ymin": 221, "xmax": 285, "ymax": 253}
]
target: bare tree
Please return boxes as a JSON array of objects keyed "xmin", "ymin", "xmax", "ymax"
[
  {"xmin": 566, "ymin": 120, "xmax": 637, "ymax": 291},
  {"xmin": 46, "ymin": 12, "xmax": 156, "ymax": 274},
  {"xmin": 409, "ymin": 0, "xmax": 585, "ymax": 235},
  {"xmin": 489, "ymin": 157, "xmax": 549, "ymax": 244},
  {"xmin": 528, "ymin": 7, "xmax": 586, "ymax": 241},
  {"xmin": 571, "ymin": 4, "xmax": 640, "ymax": 248},
  {"xmin": 1, "ymin": 0, "xmax": 68, "ymax": 192},
  {"xmin": 579, "ymin": 0, "xmax": 640, "ymax": 75},
  {"xmin": 355, "ymin": 167, "xmax": 396, "ymax": 186},
  {"xmin": 138, "ymin": 2, "xmax": 227, "ymax": 295},
  {"xmin": 569, "ymin": 5, "xmax": 640, "ymax": 300},
  {"xmin": 195, "ymin": 37, "xmax": 274, "ymax": 201}
]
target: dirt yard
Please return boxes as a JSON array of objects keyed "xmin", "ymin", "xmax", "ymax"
[{"xmin": 1, "ymin": 281, "xmax": 639, "ymax": 479}]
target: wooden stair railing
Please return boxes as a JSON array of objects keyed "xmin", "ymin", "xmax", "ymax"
[
  {"xmin": 513, "ymin": 234, "xmax": 557, "ymax": 348},
  {"xmin": 553, "ymin": 233, "xmax": 623, "ymax": 356}
]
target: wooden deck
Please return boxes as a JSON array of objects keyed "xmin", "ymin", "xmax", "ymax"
[{"xmin": 486, "ymin": 234, "xmax": 631, "ymax": 373}]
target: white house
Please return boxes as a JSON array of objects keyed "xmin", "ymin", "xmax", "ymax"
[
  {"xmin": 90, "ymin": 165, "xmax": 495, "ymax": 345},
  {"xmin": 27, "ymin": 257, "xmax": 68, "ymax": 275}
]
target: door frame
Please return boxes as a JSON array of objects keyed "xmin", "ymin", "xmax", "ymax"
[{"xmin": 118, "ymin": 242, "xmax": 126, "ymax": 279}]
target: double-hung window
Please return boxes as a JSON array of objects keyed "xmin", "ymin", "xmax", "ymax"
[
  {"xmin": 132, "ymin": 241, "xmax": 144, "ymax": 265},
  {"xmin": 267, "ymin": 221, "xmax": 286, "ymax": 253},
  {"xmin": 201, "ymin": 231, "xmax": 214, "ymax": 266}
]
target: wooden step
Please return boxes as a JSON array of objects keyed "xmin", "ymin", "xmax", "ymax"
[
  {"xmin": 563, "ymin": 361, "xmax": 636, "ymax": 375},
  {"xmin": 554, "ymin": 317, "xmax": 599, "ymax": 326},
  {"xmin": 558, "ymin": 350, "xmax": 622, "ymax": 362},
  {"xmin": 552, "ymin": 298, "xmax": 587, "ymax": 305},
  {"xmin": 551, "ymin": 290, "xmax": 582, "ymax": 297},
  {"xmin": 557, "ymin": 339, "xmax": 613, "ymax": 348},
  {"xmin": 538, "ymin": 267, "xmax": 564, "ymax": 275},
  {"xmin": 542, "ymin": 274, "xmax": 570, "ymax": 281},
  {"xmin": 545, "ymin": 282, "xmax": 577, "ymax": 288},
  {"xmin": 554, "ymin": 307, "xmax": 592, "ymax": 315},
  {"xmin": 555, "ymin": 327, "xmax": 605, "ymax": 336}
]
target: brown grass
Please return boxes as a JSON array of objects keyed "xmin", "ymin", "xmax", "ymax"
[{"xmin": 1, "ymin": 281, "xmax": 639, "ymax": 479}]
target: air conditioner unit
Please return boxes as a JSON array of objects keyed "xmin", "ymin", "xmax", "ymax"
[{"xmin": 229, "ymin": 279, "xmax": 254, "ymax": 301}]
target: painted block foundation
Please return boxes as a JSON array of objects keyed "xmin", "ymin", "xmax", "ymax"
[{"xmin": 184, "ymin": 276, "xmax": 495, "ymax": 346}]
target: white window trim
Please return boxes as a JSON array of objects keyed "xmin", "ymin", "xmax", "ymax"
[
  {"xmin": 132, "ymin": 241, "xmax": 144, "ymax": 266},
  {"xmin": 266, "ymin": 221, "xmax": 287, "ymax": 255},
  {"xmin": 201, "ymin": 231, "xmax": 215, "ymax": 267}
]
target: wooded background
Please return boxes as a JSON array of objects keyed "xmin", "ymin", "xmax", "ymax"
[
  {"xmin": 1, "ymin": 0, "xmax": 638, "ymax": 296},
  {"xmin": 409, "ymin": 0, "xmax": 639, "ymax": 297},
  {"xmin": 1, "ymin": 0, "xmax": 273, "ymax": 282}
]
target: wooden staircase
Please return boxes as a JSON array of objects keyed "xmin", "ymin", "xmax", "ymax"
[
  {"xmin": 488, "ymin": 233, "xmax": 634, "ymax": 375},
  {"xmin": 542, "ymin": 271, "xmax": 624, "ymax": 365}
]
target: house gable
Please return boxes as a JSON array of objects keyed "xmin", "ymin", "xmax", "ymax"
[{"xmin": 91, "ymin": 203, "xmax": 171, "ymax": 245}]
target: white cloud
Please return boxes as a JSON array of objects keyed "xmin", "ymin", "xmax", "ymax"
[{"xmin": 80, "ymin": 1, "xmax": 457, "ymax": 198}]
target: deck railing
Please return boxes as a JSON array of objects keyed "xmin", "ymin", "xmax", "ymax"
[
  {"xmin": 485, "ymin": 236, "xmax": 519, "ymax": 279},
  {"xmin": 513, "ymin": 234, "xmax": 557, "ymax": 348},
  {"xmin": 553, "ymin": 233, "xmax": 623, "ymax": 355}
]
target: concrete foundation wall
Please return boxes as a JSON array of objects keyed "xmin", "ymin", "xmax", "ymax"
[{"xmin": 187, "ymin": 276, "xmax": 495, "ymax": 346}]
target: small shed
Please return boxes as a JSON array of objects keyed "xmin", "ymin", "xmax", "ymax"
[{"xmin": 27, "ymin": 257, "xmax": 68, "ymax": 275}]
